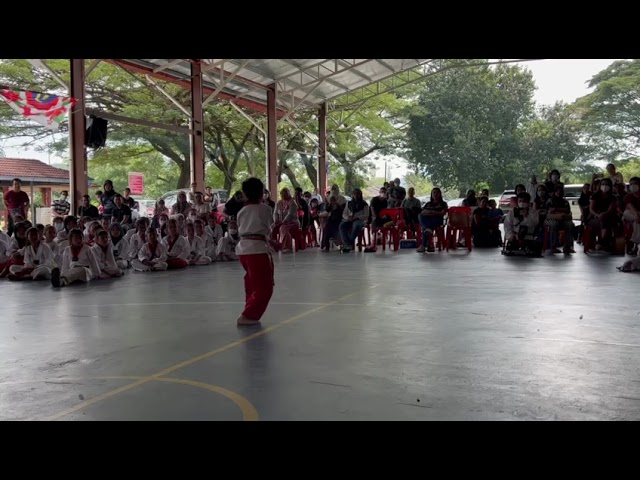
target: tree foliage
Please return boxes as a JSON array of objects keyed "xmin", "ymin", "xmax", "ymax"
[{"xmin": 574, "ymin": 59, "xmax": 640, "ymax": 161}]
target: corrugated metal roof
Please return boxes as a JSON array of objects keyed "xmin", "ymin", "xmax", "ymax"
[{"xmin": 114, "ymin": 59, "xmax": 437, "ymax": 113}]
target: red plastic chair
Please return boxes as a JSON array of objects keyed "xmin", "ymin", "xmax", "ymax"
[
  {"xmin": 357, "ymin": 224, "xmax": 371, "ymax": 251},
  {"xmin": 379, "ymin": 208, "xmax": 405, "ymax": 251},
  {"xmin": 446, "ymin": 207, "xmax": 472, "ymax": 252}
]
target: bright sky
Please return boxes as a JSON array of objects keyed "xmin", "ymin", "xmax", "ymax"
[{"xmin": 1, "ymin": 59, "xmax": 622, "ymax": 180}]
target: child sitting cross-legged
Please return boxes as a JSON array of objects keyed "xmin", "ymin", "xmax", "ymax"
[
  {"xmin": 51, "ymin": 228, "xmax": 101, "ymax": 288},
  {"xmin": 131, "ymin": 228, "xmax": 168, "ymax": 272},
  {"xmin": 7, "ymin": 227, "xmax": 55, "ymax": 281},
  {"xmin": 185, "ymin": 222, "xmax": 212, "ymax": 265},
  {"xmin": 91, "ymin": 229, "xmax": 124, "ymax": 278}
]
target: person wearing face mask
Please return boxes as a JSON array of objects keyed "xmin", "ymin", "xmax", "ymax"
[
  {"xmin": 533, "ymin": 185, "xmax": 549, "ymax": 227},
  {"xmin": 545, "ymin": 184, "xmax": 575, "ymax": 254},
  {"xmin": 370, "ymin": 187, "xmax": 389, "ymax": 231},
  {"xmin": 588, "ymin": 178, "xmax": 618, "ymax": 251},
  {"xmin": 544, "ymin": 170, "xmax": 564, "ymax": 195},
  {"xmin": 216, "ymin": 220, "xmax": 240, "ymax": 261},
  {"xmin": 402, "ymin": 187, "xmax": 422, "ymax": 235},
  {"xmin": 186, "ymin": 208, "xmax": 199, "ymax": 224},
  {"xmin": 504, "ymin": 192, "xmax": 540, "ymax": 254},
  {"xmin": 622, "ymin": 177, "xmax": 640, "ymax": 254},
  {"xmin": 51, "ymin": 190, "xmax": 71, "ymax": 219},
  {"xmin": 510, "ymin": 184, "xmax": 527, "ymax": 209},
  {"xmin": 150, "ymin": 199, "xmax": 169, "ymax": 229},
  {"xmin": 51, "ymin": 217, "xmax": 65, "ymax": 236},
  {"xmin": 192, "ymin": 192, "xmax": 211, "ymax": 216},
  {"xmin": 157, "ymin": 213, "xmax": 170, "ymax": 238}
]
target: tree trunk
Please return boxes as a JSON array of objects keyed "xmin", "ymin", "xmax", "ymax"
[
  {"xmin": 177, "ymin": 163, "xmax": 191, "ymax": 189},
  {"xmin": 300, "ymin": 154, "xmax": 318, "ymax": 188},
  {"xmin": 343, "ymin": 163, "xmax": 357, "ymax": 194}
]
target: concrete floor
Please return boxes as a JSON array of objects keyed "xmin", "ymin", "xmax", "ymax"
[{"xmin": 1, "ymin": 246, "xmax": 639, "ymax": 421}]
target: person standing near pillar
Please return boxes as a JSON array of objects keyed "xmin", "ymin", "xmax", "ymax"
[
  {"xmin": 51, "ymin": 190, "xmax": 71, "ymax": 219},
  {"xmin": 235, "ymin": 177, "xmax": 275, "ymax": 326},
  {"xmin": 3, "ymin": 178, "xmax": 30, "ymax": 236}
]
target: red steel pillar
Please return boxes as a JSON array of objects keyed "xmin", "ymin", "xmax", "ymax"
[
  {"xmin": 318, "ymin": 102, "xmax": 327, "ymax": 196},
  {"xmin": 190, "ymin": 60, "xmax": 205, "ymax": 192},
  {"xmin": 266, "ymin": 84, "xmax": 278, "ymax": 197},
  {"xmin": 69, "ymin": 59, "xmax": 87, "ymax": 213},
  {"xmin": 40, "ymin": 187, "xmax": 51, "ymax": 207}
]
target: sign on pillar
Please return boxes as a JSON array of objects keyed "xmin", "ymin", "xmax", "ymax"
[{"xmin": 128, "ymin": 172, "xmax": 144, "ymax": 195}]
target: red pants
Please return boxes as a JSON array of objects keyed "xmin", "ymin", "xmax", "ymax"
[
  {"xmin": 166, "ymin": 258, "xmax": 188, "ymax": 269},
  {"xmin": 239, "ymin": 253, "xmax": 274, "ymax": 321}
]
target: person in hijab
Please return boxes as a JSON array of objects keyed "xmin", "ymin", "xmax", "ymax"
[{"xmin": 272, "ymin": 188, "xmax": 300, "ymax": 253}]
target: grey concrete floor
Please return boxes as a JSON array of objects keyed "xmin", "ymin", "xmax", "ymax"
[{"xmin": 1, "ymin": 246, "xmax": 639, "ymax": 421}]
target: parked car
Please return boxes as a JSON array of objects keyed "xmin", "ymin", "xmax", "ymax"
[
  {"xmin": 563, "ymin": 184, "xmax": 585, "ymax": 222},
  {"xmin": 498, "ymin": 190, "xmax": 516, "ymax": 214},
  {"xmin": 135, "ymin": 199, "xmax": 156, "ymax": 219}
]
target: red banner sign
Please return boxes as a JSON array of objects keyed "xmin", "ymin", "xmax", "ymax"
[{"xmin": 128, "ymin": 172, "xmax": 144, "ymax": 196}]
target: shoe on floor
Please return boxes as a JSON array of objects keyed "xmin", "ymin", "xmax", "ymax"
[
  {"xmin": 416, "ymin": 246, "xmax": 425, "ymax": 253},
  {"xmin": 51, "ymin": 268, "xmax": 61, "ymax": 288},
  {"xmin": 427, "ymin": 246, "xmax": 435, "ymax": 253},
  {"xmin": 237, "ymin": 315, "xmax": 261, "ymax": 326}
]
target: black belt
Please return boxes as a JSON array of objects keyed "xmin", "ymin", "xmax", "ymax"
[{"xmin": 242, "ymin": 234, "xmax": 266, "ymax": 240}]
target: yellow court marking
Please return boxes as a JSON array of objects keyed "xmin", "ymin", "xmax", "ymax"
[
  {"xmin": 35, "ymin": 375, "xmax": 257, "ymax": 421},
  {"xmin": 46, "ymin": 285, "xmax": 377, "ymax": 421}
]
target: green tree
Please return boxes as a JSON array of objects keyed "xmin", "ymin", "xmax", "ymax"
[
  {"xmin": 407, "ymin": 61, "xmax": 537, "ymax": 195},
  {"xmin": 574, "ymin": 59, "xmax": 640, "ymax": 161}
]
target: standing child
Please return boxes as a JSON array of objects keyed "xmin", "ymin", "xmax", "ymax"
[
  {"xmin": 235, "ymin": 178, "xmax": 275, "ymax": 326},
  {"xmin": 51, "ymin": 228, "xmax": 101, "ymax": 288},
  {"xmin": 92, "ymin": 229, "xmax": 124, "ymax": 278},
  {"xmin": 8, "ymin": 227, "xmax": 55, "ymax": 281},
  {"xmin": 131, "ymin": 228, "xmax": 168, "ymax": 272}
]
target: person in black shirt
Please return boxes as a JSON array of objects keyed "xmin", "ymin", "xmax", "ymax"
[
  {"xmin": 224, "ymin": 191, "xmax": 245, "ymax": 219},
  {"xmin": 589, "ymin": 178, "xmax": 618, "ymax": 250},
  {"xmin": 545, "ymin": 184, "xmax": 575, "ymax": 254},
  {"xmin": 100, "ymin": 180, "xmax": 118, "ymax": 219},
  {"xmin": 576, "ymin": 183, "xmax": 592, "ymax": 243},
  {"xmin": 369, "ymin": 187, "xmax": 389, "ymax": 229},
  {"xmin": 472, "ymin": 196, "xmax": 499, "ymax": 247},
  {"xmin": 417, "ymin": 188, "xmax": 448, "ymax": 253},
  {"xmin": 319, "ymin": 195, "xmax": 344, "ymax": 251},
  {"xmin": 111, "ymin": 194, "xmax": 132, "ymax": 230},
  {"xmin": 294, "ymin": 187, "xmax": 310, "ymax": 229},
  {"xmin": 461, "ymin": 189, "xmax": 478, "ymax": 207},
  {"xmin": 122, "ymin": 188, "xmax": 137, "ymax": 209},
  {"xmin": 77, "ymin": 194, "xmax": 99, "ymax": 219},
  {"xmin": 263, "ymin": 189, "xmax": 275, "ymax": 210}
]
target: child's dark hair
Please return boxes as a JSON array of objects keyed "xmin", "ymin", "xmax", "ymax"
[
  {"xmin": 26, "ymin": 227, "xmax": 39, "ymax": 240},
  {"xmin": 242, "ymin": 177, "xmax": 264, "ymax": 202},
  {"xmin": 146, "ymin": 227, "xmax": 157, "ymax": 238},
  {"xmin": 63, "ymin": 215, "xmax": 77, "ymax": 229},
  {"xmin": 517, "ymin": 192, "xmax": 531, "ymax": 202},
  {"xmin": 96, "ymin": 229, "xmax": 109, "ymax": 241},
  {"xmin": 68, "ymin": 228, "xmax": 84, "ymax": 242}
]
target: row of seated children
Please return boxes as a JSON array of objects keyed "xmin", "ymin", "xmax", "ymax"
[{"xmin": 0, "ymin": 213, "xmax": 241, "ymax": 286}]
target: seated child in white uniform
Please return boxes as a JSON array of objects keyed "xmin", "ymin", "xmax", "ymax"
[
  {"xmin": 185, "ymin": 222, "xmax": 212, "ymax": 265},
  {"xmin": 131, "ymin": 228, "xmax": 168, "ymax": 272},
  {"xmin": 216, "ymin": 220, "xmax": 239, "ymax": 261},
  {"xmin": 84, "ymin": 221, "xmax": 101, "ymax": 246},
  {"xmin": 161, "ymin": 218, "xmax": 190, "ymax": 269},
  {"xmin": 92, "ymin": 229, "xmax": 124, "ymax": 278},
  {"xmin": 55, "ymin": 215, "xmax": 77, "ymax": 251},
  {"xmin": 157, "ymin": 213, "xmax": 169, "ymax": 239},
  {"xmin": 43, "ymin": 225, "xmax": 61, "ymax": 267},
  {"xmin": 51, "ymin": 228, "xmax": 102, "ymax": 288},
  {"xmin": 109, "ymin": 223, "xmax": 130, "ymax": 269},
  {"xmin": 176, "ymin": 214, "xmax": 187, "ymax": 236},
  {"xmin": 195, "ymin": 219, "xmax": 216, "ymax": 258},
  {"xmin": 8, "ymin": 227, "xmax": 55, "ymax": 281},
  {"xmin": 0, "ymin": 222, "xmax": 28, "ymax": 278},
  {"xmin": 0, "ymin": 228, "xmax": 10, "ymax": 245},
  {"xmin": 205, "ymin": 215, "xmax": 223, "ymax": 247},
  {"xmin": 128, "ymin": 219, "xmax": 148, "ymax": 261}
]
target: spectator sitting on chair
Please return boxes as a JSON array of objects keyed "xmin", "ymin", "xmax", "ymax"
[
  {"xmin": 370, "ymin": 187, "xmax": 389, "ymax": 231},
  {"xmin": 417, "ymin": 187, "xmax": 448, "ymax": 253},
  {"xmin": 510, "ymin": 184, "xmax": 527, "ymax": 209},
  {"xmin": 319, "ymin": 195, "xmax": 344, "ymax": 252},
  {"xmin": 339, "ymin": 188, "xmax": 369, "ymax": 253},
  {"xmin": 472, "ymin": 196, "xmax": 498, "ymax": 247},
  {"xmin": 623, "ymin": 176, "xmax": 640, "ymax": 254},
  {"xmin": 294, "ymin": 187, "xmax": 310, "ymax": 231},
  {"xmin": 402, "ymin": 187, "xmax": 422, "ymax": 234},
  {"xmin": 504, "ymin": 192, "xmax": 540, "ymax": 254},
  {"xmin": 544, "ymin": 169, "xmax": 565, "ymax": 196},
  {"xmin": 545, "ymin": 184, "xmax": 575, "ymax": 255},
  {"xmin": 387, "ymin": 178, "xmax": 406, "ymax": 207},
  {"xmin": 589, "ymin": 178, "xmax": 618, "ymax": 252},
  {"xmin": 577, "ymin": 183, "xmax": 592, "ymax": 244}
]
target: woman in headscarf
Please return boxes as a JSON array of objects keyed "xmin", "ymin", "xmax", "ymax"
[
  {"xmin": 339, "ymin": 188, "xmax": 369, "ymax": 253},
  {"xmin": 100, "ymin": 180, "xmax": 118, "ymax": 220},
  {"xmin": 272, "ymin": 188, "xmax": 300, "ymax": 253}
]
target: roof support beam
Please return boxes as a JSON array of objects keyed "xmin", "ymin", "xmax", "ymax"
[
  {"xmin": 28, "ymin": 59, "xmax": 69, "ymax": 90},
  {"xmin": 153, "ymin": 59, "xmax": 184, "ymax": 73},
  {"xmin": 85, "ymin": 109, "xmax": 191, "ymax": 134},
  {"xmin": 190, "ymin": 60, "xmax": 206, "ymax": 192},
  {"xmin": 85, "ymin": 59, "xmax": 102, "ymax": 79},
  {"xmin": 229, "ymin": 101, "xmax": 265, "ymax": 135},
  {"xmin": 68, "ymin": 59, "xmax": 87, "ymax": 213},
  {"xmin": 266, "ymin": 85, "xmax": 278, "ymax": 197},
  {"xmin": 203, "ymin": 59, "xmax": 252, "ymax": 107},
  {"xmin": 144, "ymin": 75, "xmax": 192, "ymax": 117}
]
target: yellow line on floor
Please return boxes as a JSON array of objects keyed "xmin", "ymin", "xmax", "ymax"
[{"xmin": 46, "ymin": 285, "xmax": 377, "ymax": 421}]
